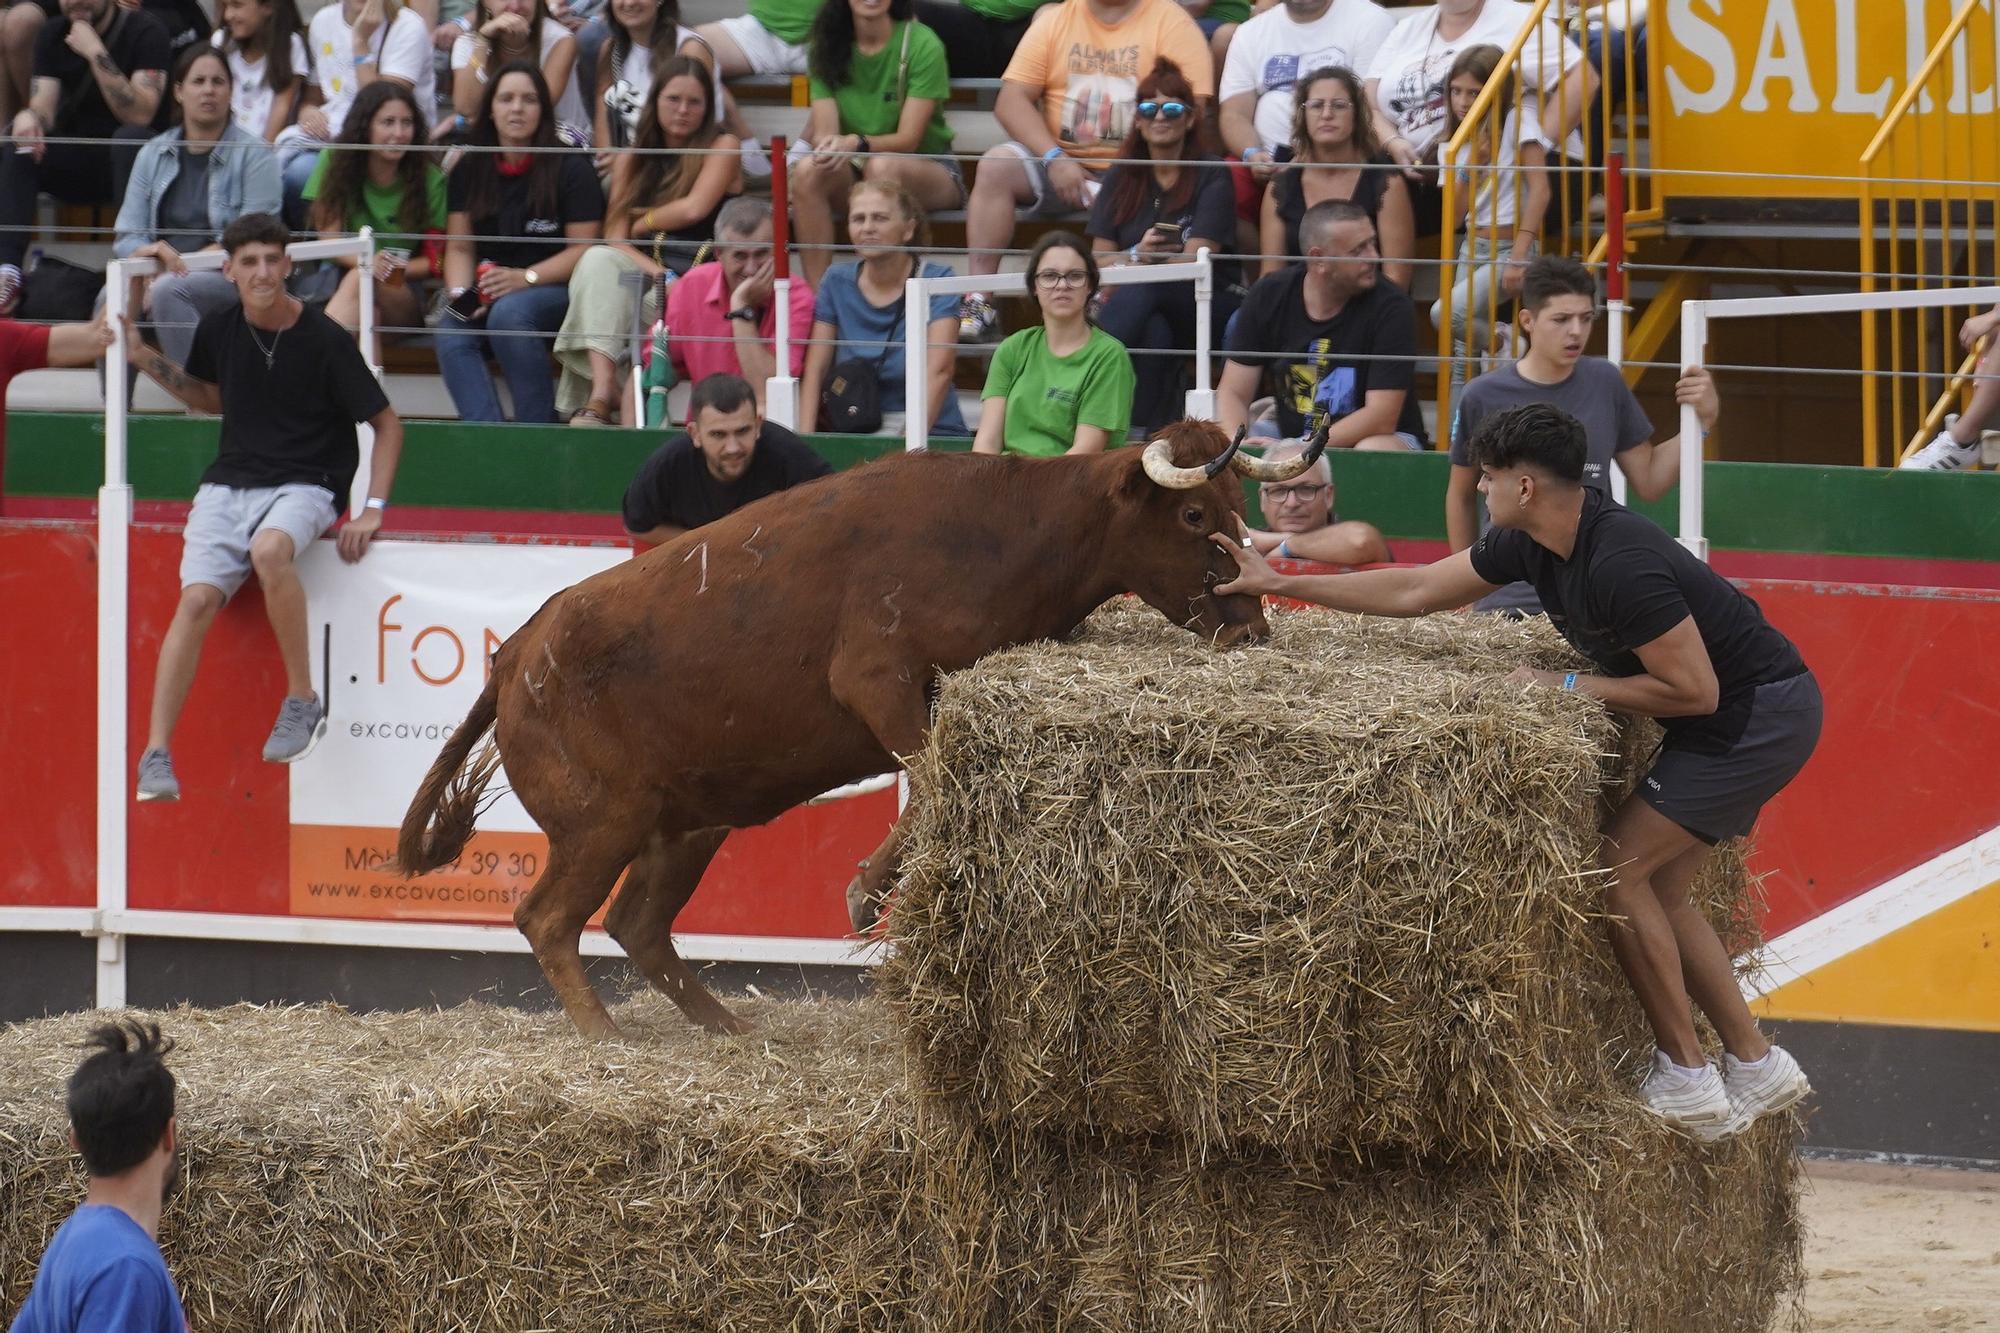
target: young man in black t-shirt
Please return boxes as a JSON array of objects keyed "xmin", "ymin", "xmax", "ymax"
[
  {"xmin": 622, "ymin": 372, "xmax": 833, "ymax": 544},
  {"xmin": 0, "ymin": 0, "xmax": 170, "ymax": 309},
  {"xmin": 1218, "ymin": 199, "xmax": 1427, "ymax": 450},
  {"xmin": 1210, "ymin": 403, "xmax": 1820, "ymax": 1142},
  {"xmin": 126, "ymin": 214, "xmax": 404, "ymax": 802}
]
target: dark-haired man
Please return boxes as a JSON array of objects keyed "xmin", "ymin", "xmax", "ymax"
[
  {"xmin": 1213, "ymin": 402, "xmax": 1819, "ymax": 1142},
  {"xmin": 621, "ymin": 372, "xmax": 832, "ymax": 545},
  {"xmin": 129, "ymin": 212, "xmax": 403, "ymax": 802},
  {"xmin": 6, "ymin": 1020, "xmax": 185, "ymax": 1333},
  {"xmin": 1446, "ymin": 254, "xmax": 1717, "ymax": 614}
]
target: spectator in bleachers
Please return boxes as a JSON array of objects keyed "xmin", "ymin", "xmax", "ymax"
[
  {"xmin": 1431, "ymin": 44, "xmax": 1545, "ymax": 399},
  {"xmin": 277, "ymin": 0, "xmax": 437, "ymax": 222},
  {"xmin": 972, "ymin": 230, "xmax": 1133, "ymax": 456},
  {"xmin": 0, "ymin": 0, "xmax": 170, "ymax": 314},
  {"xmin": 0, "ymin": 312, "xmax": 113, "ymax": 508},
  {"xmin": 1218, "ymin": 0, "xmax": 1390, "ymax": 172},
  {"xmin": 693, "ymin": 0, "xmax": 811, "ymax": 82},
  {"xmin": 958, "ymin": 0, "xmax": 1212, "ymax": 343},
  {"xmin": 449, "ymin": 0, "xmax": 588, "ymax": 142},
  {"xmin": 437, "ymin": 60, "xmax": 603, "ymax": 422},
  {"xmin": 788, "ymin": 0, "xmax": 962, "ymax": 291},
  {"xmin": 654, "ymin": 196, "xmax": 813, "ymax": 413},
  {"xmin": 622, "ymin": 371, "xmax": 831, "ymax": 543},
  {"xmin": 211, "ymin": 0, "xmax": 306, "ymax": 142},
  {"xmin": 910, "ymin": 0, "xmax": 1032, "ymax": 80},
  {"xmin": 592, "ymin": 0, "xmax": 714, "ymax": 155},
  {"xmin": 1363, "ymin": 0, "xmax": 1590, "ymax": 236},
  {"xmin": 1242, "ymin": 435, "xmax": 1388, "ymax": 565},
  {"xmin": 553, "ymin": 55, "xmax": 738, "ymax": 423},
  {"xmin": 1902, "ymin": 303, "xmax": 2000, "ymax": 470},
  {"xmin": 1258, "ymin": 65, "xmax": 1409, "ymax": 285},
  {"xmin": 1219, "ymin": 199, "xmax": 1423, "ymax": 449},
  {"xmin": 304, "ymin": 82, "xmax": 447, "ymax": 339},
  {"xmin": 799, "ymin": 177, "xmax": 964, "ymax": 436},
  {"xmin": 1087, "ymin": 59, "xmax": 1238, "ymax": 437},
  {"xmin": 113, "ymin": 45, "xmax": 281, "ymax": 367}
]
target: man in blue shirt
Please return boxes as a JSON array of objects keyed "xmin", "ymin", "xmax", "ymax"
[{"xmin": 8, "ymin": 1020, "xmax": 187, "ymax": 1333}]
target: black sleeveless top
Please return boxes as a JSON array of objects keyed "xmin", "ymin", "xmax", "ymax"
[{"xmin": 1272, "ymin": 150, "xmax": 1397, "ymax": 258}]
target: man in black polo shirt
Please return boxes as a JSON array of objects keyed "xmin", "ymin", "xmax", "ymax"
[
  {"xmin": 1211, "ymin": 402, "xmax": 1820, "ymax": 1141},
  {"xmin": 622, "ymin": 373, "xmax": 833, "ymax": 545},
  {"xmin": 0, "ymin": 0, "xmax": 170, "ymax": 312}
]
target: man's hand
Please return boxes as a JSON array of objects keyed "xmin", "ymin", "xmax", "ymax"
[
  {"xmin": 1208, "ymin": 522, "xmax": 1282, "ymax": 598},
  {"xmin": 1500, "ymin": 248, "xmax": 1530, "ymax": 298},
  {"xmin": 1047, "ymin": 156, "xmax": 1089, "ymax": 209},
  {"xmin": 1505, "ymin": 665, "xmax": 1559, "ymax": 689},
  {"xmin": 477, "ymin": 265, "xmax": 529, "ymax": 300},
  {"xmin": 65, "ymin": 18, "xmax": 107, "ymax": 63},
  {"xmin": 81, "ymin": 311, "xmax": 113, "ymax": 354},
  {"xmin": 1674, "ymin": 364, "xmax": 1720, "ymax": 434},
  {"xmin": 352, "ymin": 0, "xmax": 384, "ymax": 46},
  {"xmin": 730, "ymin": 257, "xmax": 774, "ymax": 314},
  {"xmin": 338, "ymin": 508, "xmax": 382, "ymax": 562},
  {"xmin": 1961, "ymin": 309, "xmax": 2000, "ymax": 350},
  {"xmin": 478, "ymin": 9, "xmax": 527, "ymax": 42},
  {"xmin": 297, "ymin": 105, "xmax": 329, "ymax": 138},
  {"xmin": 9, "ymin": 108, "xmax": 43, "ymax": 160},
  {"xmin": 132, "ymin": 240, "xmax": 188, "ymax": 276}
]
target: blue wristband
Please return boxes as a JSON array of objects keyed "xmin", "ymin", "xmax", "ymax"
[
  {"xmin": 1276, "ymin": 540, "xmax": 1292, "ymax": 558},
  {"xmin": 1562, "ymin": 671, "xmax": 1579, "ymax": 691},
  {"xmin": 1041, "ymin": 145, "xmax": 1066, "ymax": 165}
]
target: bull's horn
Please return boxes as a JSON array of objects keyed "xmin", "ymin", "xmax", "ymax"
[
  {"xmin": 1229, "ymin": 415, "xmax": 1331, "ymax": 480},
  {"xmin": 1141, "ymin": 438, "xmax": 1211, "ymax": 489}
]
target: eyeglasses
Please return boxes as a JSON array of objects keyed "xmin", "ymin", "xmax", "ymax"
[
  {"xmin": 1303, "ymin": 98, "xmax": 1353, "ymax": 115},
  {"xmin": 1260, "ymin": 482, "xmax": 1330, "ymax": 502},
  {"xmin": 1136, "ymin": 100, "xmax": 1189, "ymax": 121},
  {"xmin": 1033, "ymin": 269, "xmax": 1090, "ymax": 289}
]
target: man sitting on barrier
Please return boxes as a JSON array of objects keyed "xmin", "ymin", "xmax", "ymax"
[
  {"xmin": 1212, "ymin": 402, "xmax": 1818, "ymax": 1141},
  {"xmin": 128, "ymin": 212, "xmax": 404, "ymax": 803},
  {"xmin": 621, "ymin": 371, "xmax": 831, "ymax": 546},
  {"xmin": 1242, "ymin": 434, "xmax": 1389, "ymax": 566},
  {"xmin": 4, "ymin": 1019, "xmax": 187, "ymax": 1333}
]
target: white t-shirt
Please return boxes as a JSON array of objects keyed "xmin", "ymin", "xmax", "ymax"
[
  {"xmin": 601, "ymin": 24, "xmax": 720, "ymax": 143},
  {"xmin": 1219, "ymin": 0, "xmax": 1396, "ymax": 154},
  {"xmin": 452, "ymin": 16, "xmax": 588, "ymax": 131},
  {"xmin": 1451, "ymin": 105, "xmax": 1546, "ymax": 233},
  {"xmin": 1365, "ymin": 0, "xmax": 1583, "ymax": 161},
  {"xmin": 307, "ymin": 3, "xmax": 437, "ymax": 139},
  {"xmin": 214, "ymin": 30, "xmax": 311, "ymax": 138}
]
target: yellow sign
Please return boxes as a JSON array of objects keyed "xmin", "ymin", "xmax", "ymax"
[{"xmin": 1653, "ymin": 0, "xmax": 1998, "ymax": 199}]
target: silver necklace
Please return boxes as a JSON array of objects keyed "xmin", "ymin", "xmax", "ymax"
[{"xmin": 247, "ymin": 321, "xmax": 282, "ymax": 369}]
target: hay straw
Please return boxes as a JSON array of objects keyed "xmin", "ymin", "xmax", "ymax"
[{"xmin": 882, "ymin": 606, "xmax": 1757, "ymax": 1164}]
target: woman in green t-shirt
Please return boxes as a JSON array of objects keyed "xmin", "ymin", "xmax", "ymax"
[
  {"xmin": 305, "ymin": 82, "xmax": 449, "ymax": 341},
  {"xmin": 789, "ymin": 0, "xmax": 963, "ymax": 287},
  {"xmin": 972, "ymin": 232, "xmax": 1136, "ymax": 458}
]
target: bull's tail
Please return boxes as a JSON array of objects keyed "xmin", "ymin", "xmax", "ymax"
[{"xmin": 395, "ymin": 675, "xmax": 503, "ymax": 876}]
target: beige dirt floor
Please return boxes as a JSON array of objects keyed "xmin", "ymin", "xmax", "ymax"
[{"xmin": 1803, "ymin": 1160, "xmax": 2000, "ymax": 1330}]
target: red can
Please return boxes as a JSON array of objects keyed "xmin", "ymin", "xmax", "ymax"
[{"xmin": 476, "ymin": 260, "xmax": 496, "ymax": 304}]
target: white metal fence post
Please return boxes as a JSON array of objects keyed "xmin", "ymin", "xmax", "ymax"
[{"xmin": 98, "ymin": 261, "xmax": 134, "ymax": 1009}]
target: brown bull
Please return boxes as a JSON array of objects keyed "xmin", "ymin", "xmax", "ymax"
[{"xmin": 397, "ymin": 418, "xmax": 1326, "ymax": 1038}]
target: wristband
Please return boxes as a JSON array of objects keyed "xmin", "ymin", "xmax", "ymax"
[
  {"xmin": 853, "ymin": 134, "xmax": 870, "ymax": 155},
  {"xmin": 364, "ymin": 497, "xmax": 388, "ymax": 512},
  {"xmin": 1128, "ymin": 245, "xmax": 1138, "ymax": 263},
  {"xmin": 1245, "ymin": 146, "xmax": 1272, "ymax": 163},
  {"xmin": 725, "ymin": 306, "xmax": 760, "ymax": 322},
  {"xmin": 1041, "ymin": 145, "xmax": 1066, "ymax": 165},
  {"xmin": 1561, "ymin": 672, "xmax": 1578, "ymax": 692},
  {"xmin": 1275, "ymin": 540, "xmax": 1292, "ymax": 558},
  {"xmin": 353, "ymin": 52, "xmax": 377, "ymax": 64}
]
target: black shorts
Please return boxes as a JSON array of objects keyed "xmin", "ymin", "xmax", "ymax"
[{"xmin": 1639, "ymin": 673, "xmax": 1823, "ymax": 845}]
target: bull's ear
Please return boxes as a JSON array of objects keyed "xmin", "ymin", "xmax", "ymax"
[{"xmin": 1114, "ymin": 446, "xmax": 1157, "ymax": 501}]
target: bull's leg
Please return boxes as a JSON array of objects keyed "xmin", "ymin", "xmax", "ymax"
[
  {"xmin": 845, "ymin": 820, "xmax": 907, "ymax": 934},
  {"xmin": 827, "ymin": 652, "xmax": 931, "ymax": 934},
  {"xmin": 515, "ymin": 831, "xmax": 646, "ymax": 1040},
  {"xmin": 602, "ymin": 827, "xmax": 754, "ymax": 1036}
]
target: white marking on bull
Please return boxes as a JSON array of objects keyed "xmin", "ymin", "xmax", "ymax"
[
  {"xmin": 683, "ymin": 540, "xmax": 710, "ymax": 594},
  {"xmin": 878, "ymin": 580, "xmax": 904, "ymax": 636},
  {"xmin": 741, "ymin": 525, "xmax": 765, "ymax": 568},
  {"xmin": 524, "ymin": 642, "xmax": 560, "ymax": 706}
]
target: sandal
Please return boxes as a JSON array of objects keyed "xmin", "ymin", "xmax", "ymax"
[
  {"xmin": 569, "ymin": 399, "xmax": 615, "ymax": 428},
  {"xmin": 0, "ymin": 265, "xmax": 21, "ymax": 318}
]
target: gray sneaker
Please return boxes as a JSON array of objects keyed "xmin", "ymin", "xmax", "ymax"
[
  {"xmin": 263, "ymin": 695, "xmax": 327, "ymax": 763},
  {"xmin": 135, "ymin": 747, "xmax": 180, "ymax": 801}
]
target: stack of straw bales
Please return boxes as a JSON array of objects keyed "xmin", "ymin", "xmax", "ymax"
[{"xmin": 0, "ymin": 607, "xmax": 1800, "ymax": 1330}]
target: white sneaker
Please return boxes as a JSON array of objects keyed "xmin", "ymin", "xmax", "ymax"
[
  {"xmin": 739, "ymin": 139, "xmax": 773, "ymax": 179},
  {"xmin": 1638, "ymin": 1049, "xmax": 1736, "ymax": 1141},
  {"xmin": 1900, "ymin": 416, "xmax": 1981, "ymax": 470},
  {"xmin": 1721, "ymin": 1045, "xmax": 1811, "ymax": 1130}
]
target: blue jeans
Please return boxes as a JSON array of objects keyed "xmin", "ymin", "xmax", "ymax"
[
  {"xmin": 280, "ymin": 149, "xmax": 320, "ymax": 230},
  {"xmin": 435, "ymin": 284, "xmax": 571, "ymax": 422}
]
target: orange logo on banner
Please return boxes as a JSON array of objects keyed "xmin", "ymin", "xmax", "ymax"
[{"xmin": 375, "ymin": 594, "xmax": 506, "ymax": 688}]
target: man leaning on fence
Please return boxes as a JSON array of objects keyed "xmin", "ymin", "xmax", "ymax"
[{"xmin": 126, "ymin": 212, "xmax": 403, "ymax": 803}]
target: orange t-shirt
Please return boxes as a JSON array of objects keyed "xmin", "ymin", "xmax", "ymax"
[{"xmin": 1002, "ymin": 0, "xmax": 1214, "ymax": 166}]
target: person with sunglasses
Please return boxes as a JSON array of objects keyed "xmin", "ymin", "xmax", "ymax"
[
  {"xmin": 971, "ymin": 231, "xmax": 1134, "ymax": 457},
  {"xmin": 1242, "ymin": 435, "xmax": 1389, "ymax": 566},
  {"xmin": 1087, "ymin": 58, "xmax": 1240, "ymax": 437}
]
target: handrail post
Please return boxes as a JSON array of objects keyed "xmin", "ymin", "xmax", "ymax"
[
  {"xmin": 766, "ymin": 135, "xmax": 798, "ymax": 430},
  {"xmin": 904, "ymin": 275, "xmax": 928, "ymax": 451},
  {"xmin": 1678, "ymin": 300, "xmax": 1708, "ymax": 561},
  {"xmin": 99, "ymin": 260, "xmax": 134, "ymax": 1009},
  {"xmin": 1606, "ymin": 152, "xmax": 1628, "ymax": 504},
  {"xmin": 1185, "ymin": 247, "xmax": 1215, "ymax": 421}
]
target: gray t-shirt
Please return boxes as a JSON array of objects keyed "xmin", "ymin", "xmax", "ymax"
[
  {"xmin": 1449, "ymin": 357, "xmax": 1653, "ymax": 614},
  {"xmin": 155, "ymin": 149, "xmax": 214, "ymax": 254}
]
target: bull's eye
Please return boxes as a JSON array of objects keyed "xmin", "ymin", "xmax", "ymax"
[{"xmin": 1183, "ymin": 507, "xmax": 1204, "ymax": 527}]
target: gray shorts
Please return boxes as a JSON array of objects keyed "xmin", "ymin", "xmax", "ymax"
[
  {"xmin": 180, "ymin": 482, "xmax": 340, "ymax": 599},
  {"xmin": 1640, "ymin": 672, "xmax": 1823, "ymax": 845},
  {"xmin": 991, "ymin": 140, "xmax": 1101, "ymax": 216}
]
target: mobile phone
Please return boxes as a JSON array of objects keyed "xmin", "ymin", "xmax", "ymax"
[
  {"xmin": 447, "ymin": 286, "xmax": 483, "ymax": 321},
  {"xmin": 1151, "ymin": 222, "xmax": 1184, "ymax": 241}
]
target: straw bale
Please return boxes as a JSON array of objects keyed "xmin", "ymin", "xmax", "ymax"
[
  {"xmin": 882, "ymin": 605, "xmax": 1758, "ymax": 1163},
  {"xmin": 0, "ymin": 999, "xmax": 1800, "ymax": 1332}
]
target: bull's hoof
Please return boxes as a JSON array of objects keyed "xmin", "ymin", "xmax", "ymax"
[
  {"xmin": 845, "ymin": 874, "xmax": 881, "ymax": 935},
  {"xmin": 705, "ymin": 1008, "xmax": 757, "ymax": 1037}
]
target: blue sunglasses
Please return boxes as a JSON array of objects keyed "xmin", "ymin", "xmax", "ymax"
[{"xmin": 1136, "ymin": 101, "xmax": 1190, "ymax": 121}]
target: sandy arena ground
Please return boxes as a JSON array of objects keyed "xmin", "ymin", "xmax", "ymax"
[{"xmin": 1803, "ymin": 1160, "xmax": 2000, "ymax": 1330}]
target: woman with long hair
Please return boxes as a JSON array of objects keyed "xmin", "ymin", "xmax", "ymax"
[
  {"xmin": 788, "ymin": 0, "xmax": 961, "ymax": 289},
  {"xmin": 972, "ymin": 231, "xmax": 1134, "ymax": 457},
  {"xmin": 304, "ymin": 82, "xmax": 448, "ymax": 340},
  {"xmin": 1087, "ymin": 59, "xmax": 1239, "ymax": 437},
  {"xmin": 437, "ymin": 61, "xmax": 605, "ymax": 422},
  {"xmin": 114, "ymin": 46, "xmax": 282, "ymax": 365},
  {"xmin": 278, "ymin": 0, "xmax": 437, "ymax": 218},
  {"xmin": 554, "ymin": 55, "xmax": 739, "ymax": 423},
  {"xmin": 593, "ymin": 0, "xmax": 716, "ymax": 152},
  {"xmin": 210, "ymin": 0, "xmax": 306, "ymax": 142},
  {"xmin": 450, "ymin": 0, "xmax": 588, "ymax": 141},
  {"xmin": 798, "ymin": 177, "xmax": 965, "ymax": 435},
  {"xmin": 1261, "ymin": 65, "xmax": 1412, "ymax": 284}
]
